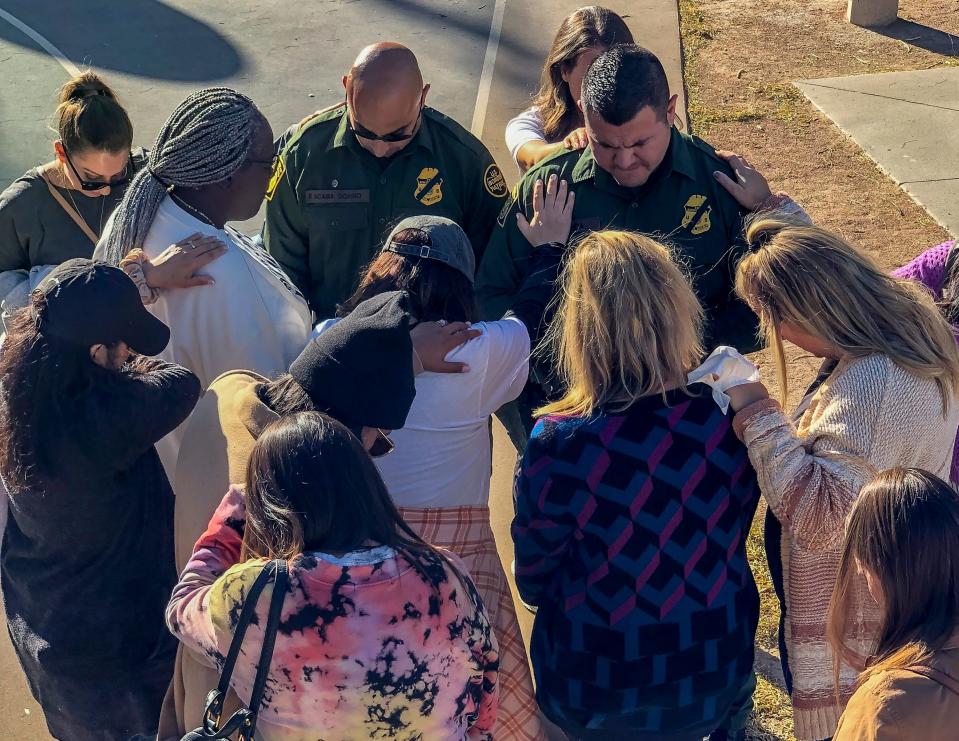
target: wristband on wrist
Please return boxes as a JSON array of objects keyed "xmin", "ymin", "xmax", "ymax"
[{"xmin": 119, "ymin": 248, "xmax": 160, "ymax": 305}]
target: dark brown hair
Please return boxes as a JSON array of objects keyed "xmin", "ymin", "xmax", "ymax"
[
  {"xmin": 0, "ymin": 297, "xmax": 140, "ymax": 486},
  {"xmin": 55, "ymin": 71, "xmax": 133, "ymax": 154},
  {"xmin": 828, "ymin": 468, "xmax": 959, "ymax": 688},
  {"xmin": 239, "ymin": 411, "xmax": 479, "ymax": 610},
  {"xmin": 532, "ymin": 6, "xmax": 633, "ymax": 142},
  {"xmin": 337, "ymin": 228, "xmax": 479, "ymax": 322}
]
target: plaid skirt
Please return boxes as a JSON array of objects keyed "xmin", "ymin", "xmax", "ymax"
[{"xmin": 400, "ymin": 505, "xmax": 547, "ymax": 741}]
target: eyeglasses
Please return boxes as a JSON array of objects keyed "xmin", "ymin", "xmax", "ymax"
[
  {"xmin": 369, "ymin": 428, "xmax": 395, "ymax": 458},
  {"xmin": 63, "ymin": 148, "xmax": 132, "ymax": 192},
  {"xmin": 348, "ymin": 106, "xmax": 423, "ymax": 143},
  {"xmin": 247, "ymin": 153, "xmax": 279, "ymax": 171}
]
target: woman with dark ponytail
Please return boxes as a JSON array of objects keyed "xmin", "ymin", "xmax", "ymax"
[
  {"xmin": 0, "ymin": 73, "xmax": 134, "ymax": 271},
  {"xmin": 0, "ymin": 72, "xmax": 223, "ymax": 323}
]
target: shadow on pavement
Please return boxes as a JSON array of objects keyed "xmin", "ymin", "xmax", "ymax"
[
  {"xmin": 367, "ymin": 0, "xmax": 539, "ymax": 89},
  {"xmin": 0, "ymin": 0, "xmax": 245, "ymax": 81},
  {"xmin": 871, "ymin": 19, "xmax": 959, "ymax": 57}
]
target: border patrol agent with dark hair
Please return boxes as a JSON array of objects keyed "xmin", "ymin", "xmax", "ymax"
[
  {"xmin": 478, "ymin": 44, "xmax": 759, "ymax": 355},
  {"xmin": 264, "ymin": 42, "xmax": 508, "ymax": 318}
]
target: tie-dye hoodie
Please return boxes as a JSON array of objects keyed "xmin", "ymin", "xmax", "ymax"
[{"xmin": 166, "ymin": 487, "xmax": 499, "ymax": 740}]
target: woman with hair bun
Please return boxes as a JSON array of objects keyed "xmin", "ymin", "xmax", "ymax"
[
  {"xmin": 0, "ymin": 72, "xmax": 223, "ymax": 319},
  {"xmin": 0, "ymin": 72, "xmax": 136, "ymax": 269}
]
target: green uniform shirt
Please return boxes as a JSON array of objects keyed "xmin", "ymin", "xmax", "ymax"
[
  {"xmin": 263, "ymin": 104, "xmax": 509, "ymax": 317},
  {"xmin": 476, "ymin": 127, "xmax": 760, "ymax": 352}
]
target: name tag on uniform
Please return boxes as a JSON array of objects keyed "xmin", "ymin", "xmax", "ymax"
[{"xmin": 306, "ymin": 189, "xmax": 370, "ymax": 204}]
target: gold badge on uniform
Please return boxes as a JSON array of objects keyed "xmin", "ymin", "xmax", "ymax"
[
  {"xmin": 414, "ymin": 167, "xmax": 443, "ymax": 206},
  {"xmin": 681, "ymin": 194, "xmax": 712, "ymax": 235},
  {"xmin": 484, "ymin": 164, "xmax": 508, "ymax": 198},
  {"xmin": 265, "ymin": 155, "xmax": 286, "ymax": 202}
]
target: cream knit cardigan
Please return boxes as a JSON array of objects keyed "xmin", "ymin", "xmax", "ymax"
[{"xmin": 733, "ymin": 354, "xmax": 959, "ymax": 741}]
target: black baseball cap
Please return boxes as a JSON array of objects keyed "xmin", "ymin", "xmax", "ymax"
[{"xmin": 33, "ymin": 258, "xmax": 171, "ymax": 356}]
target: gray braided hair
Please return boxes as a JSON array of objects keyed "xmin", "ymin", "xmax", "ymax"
[{"xmin": 100, "ymin": 87, "xmax": 260, "ymax": 264}]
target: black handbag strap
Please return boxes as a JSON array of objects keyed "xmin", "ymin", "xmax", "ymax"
[
  {"xmin": 215, "ymin": 560, "xmax": 282, "ymax": 698},
  {"xmin": 241, "ymin": 559, "xmax": 288, "ymax": 737}
]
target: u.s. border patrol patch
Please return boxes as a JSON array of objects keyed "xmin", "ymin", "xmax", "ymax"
[
  {"xmin": 415, "ymin": 167, "xmax": 443, "ymax": 206},
  {"xmin": 265, "ymin": 155, "xmax": 285, "ymax": 202},
  {"xmin": 484, "ymin": 164, "xmax": 508, "ymax": 198},
  {"xmin": 681, "ymin": 194, "xmax": 712, "ymax": 235}
]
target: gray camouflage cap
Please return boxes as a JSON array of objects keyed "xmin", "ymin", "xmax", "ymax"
[{"xmin": 383, "ymin": 215, "xmax": 475, "ymax": 283}]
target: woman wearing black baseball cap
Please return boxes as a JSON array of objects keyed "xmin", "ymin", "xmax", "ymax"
[{"xmin": 0, "ymin": 259, "xmax": 201, "ymax": 740}]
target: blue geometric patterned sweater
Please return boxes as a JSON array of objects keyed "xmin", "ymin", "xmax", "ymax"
[{"xmin": 512, "ymin": 385, "xmax": 760, "ymax": 739}]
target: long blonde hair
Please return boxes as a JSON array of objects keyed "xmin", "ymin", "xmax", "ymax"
[
  {"xmin": 735, "ymin": 217, "xmax": 959, "ymax": 406},
  {"xmin": 538, "ymin": 230, "xmax": 703, "ymax": 419}
]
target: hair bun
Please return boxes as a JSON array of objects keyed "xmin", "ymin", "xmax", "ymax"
[
  {"xmin": 744, "ymin": 215, "xmax": 798, "ymax": 250},
  {"xmin": 59, "ymin": 71, "xmax": 117, "ymax": 105}
]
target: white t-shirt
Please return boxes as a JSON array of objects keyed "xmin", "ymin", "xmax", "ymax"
[
  {"xmin": 95, "ymin": 197, "xmax": 312, "ymax": 476},
  {"xmin": 314, "ymin": 316, "xmax": 530, "ymax": 508},
  {"xmin": 504, "ymin": 106, "xmax": 546, "ymax": 166}
]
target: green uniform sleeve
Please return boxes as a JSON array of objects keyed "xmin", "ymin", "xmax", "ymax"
[
  {"xmin": 475, "ymin": 184, "xmax": 534, "ymax": 321},
  {"xmin": 262, "ymin": 150, "xmax": 312, "ymax": 305},
  {"xmin": 462, "ymin": 150, "xmax": 509, "ymax": 266}
]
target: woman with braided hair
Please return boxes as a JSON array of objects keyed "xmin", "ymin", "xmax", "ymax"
[{"xmin": 95, "ymin": 87, "xmax": 312, "ymax": 477}]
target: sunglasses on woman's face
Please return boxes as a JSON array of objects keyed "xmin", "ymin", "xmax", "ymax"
[
  {"xmin": 369, "ymin": 428, "xmax": 395, "ymax": 458},
  {"xmin": 64, "ymin": 148, "xmax": 132, "ymax": 191}
]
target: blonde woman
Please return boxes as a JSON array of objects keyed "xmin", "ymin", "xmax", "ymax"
[
  {"xmin": 512, "ymin": 229, "xmax": 761, "ymax": 740},
  {"xmin": 726, "ymin": 218, "xmax": 959, "ymax": 741}
]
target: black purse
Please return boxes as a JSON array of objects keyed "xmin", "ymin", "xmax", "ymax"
[{"xmin": 181, "ymin": 559, "xmax": 289, "ymax": 741}]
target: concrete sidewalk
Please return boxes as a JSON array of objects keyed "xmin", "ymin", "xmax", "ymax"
[{"xmin": 798, "ymin": 67, "xmax": 959, "ymax": 238}]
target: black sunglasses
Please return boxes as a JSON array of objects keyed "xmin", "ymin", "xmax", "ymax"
[
  {"xmin": 369, "ymin": 428, "xmax": 395, "ymax": 458},
  {"xmin": 63, "ymin": 148, "xmax": 132, "ymax": 192},
  {"xmin": 348, "ymin": 106, "xmax": 423, "ymax": 143}
]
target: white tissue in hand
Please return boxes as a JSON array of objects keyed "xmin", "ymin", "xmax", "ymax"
[{"xmin": 687, "ymin": 346, "xmax": 760, "ymax": 414}]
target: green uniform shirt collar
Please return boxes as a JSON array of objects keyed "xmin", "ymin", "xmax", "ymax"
[
  {"xmin": 328, "ymin": 106, "xmax": 436, "ymax": 155},
  {"xmin": 573, "ymin": 126, "xmax": 695, "ymax": 190}
]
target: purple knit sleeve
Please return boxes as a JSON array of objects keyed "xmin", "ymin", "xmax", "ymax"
[{"xmin": 892, "ymin": 242, "xmax": 956, "ymax": 297}]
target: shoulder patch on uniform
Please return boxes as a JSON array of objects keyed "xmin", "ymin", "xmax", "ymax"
[
  {"xmin": 265, "ymin": 155, "xmax": 286, "ymax": 202},
  {"xmin": 484, "ymin": 164, "xmax": 508, "ymax": 198}
]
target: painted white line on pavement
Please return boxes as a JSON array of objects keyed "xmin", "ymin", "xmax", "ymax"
[
  {"xmin": 0, "ymin": 7, "xmax": 80, "ymax": 76},
  {"xmin": 471, "ymin": 0, "xmax": 507, "ymax": 139}
]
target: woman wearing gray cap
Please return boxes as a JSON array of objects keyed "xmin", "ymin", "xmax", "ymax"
[
  {"xmin": 319, "ymin": 174, "xmax": 573, "ymax": 741},
  {"xmin": 0, "ymin": 259, "xmax": 201, "ymax": 740}
]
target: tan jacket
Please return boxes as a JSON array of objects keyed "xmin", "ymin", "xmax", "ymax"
[
  {"xmin": 835, "ymin": 636, "xmax": 959, "ymax": 740},
  {"xmin": 157, "ymin": 370, "xmax": 277, "ymax": 739}
]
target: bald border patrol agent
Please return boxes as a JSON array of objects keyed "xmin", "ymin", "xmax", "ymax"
[
  {"xmin": 477, "ymin": 45, "xmax": 759, "ymax": 356},
  {"xmin": 264, "ymin": 44, "xmax": 508, "ymax": 318}
]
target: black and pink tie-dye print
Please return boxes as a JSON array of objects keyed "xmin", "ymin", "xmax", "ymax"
[{"xmin": 167, "ymin": 487, "xmax": 499, "ymax": 740}]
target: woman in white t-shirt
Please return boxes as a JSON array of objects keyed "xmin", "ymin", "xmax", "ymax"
[
  {"xmin": 316, "ymin": 180, "xmax": 573, "ymax": 741},
  {"xmin": 505, "ymin": 6, "xmax": 633, "ymax": 172}
]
